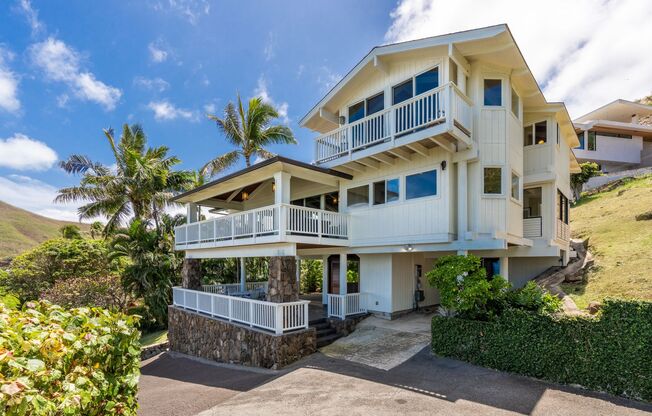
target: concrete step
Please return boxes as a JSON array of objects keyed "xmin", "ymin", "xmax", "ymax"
[
  {"xmin": 316, "ymin": 327, "xmax": 336, "ymax": 337},
  {"xmin": 316, "ymin": 333, "xmax": 342, "ymax": 348},
  {"xmin": 309, "ymin": 318, "xmax": 327, "ymax": 326},
  {"xmin": 311, "ymin": 322, "xmax": 330, "ymax": 331}
]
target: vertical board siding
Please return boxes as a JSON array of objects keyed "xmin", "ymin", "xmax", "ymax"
[{"xmin": 359, "ymin": 254, "xmax": 393, "ymax": 313}]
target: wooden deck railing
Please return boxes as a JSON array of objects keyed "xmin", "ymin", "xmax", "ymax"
[{"xmin": 172, "ymin": 287, "xmax": 309, "ymax": 335}]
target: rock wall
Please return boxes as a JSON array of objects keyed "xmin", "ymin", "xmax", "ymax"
[
  {"xmin": 267, "ymin": 256, "xmax": 298, "ymax": 303},
  {"xmin": 168, "ymin": 306, "xmax": 316, "ymax": 369},
  {"xmin": 141, "ymin": 342, "xmax": 169, "ymax": 360}
]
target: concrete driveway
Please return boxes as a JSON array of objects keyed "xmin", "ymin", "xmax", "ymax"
[{"xmin": 140, "ymin": 348, "xmax": 652, "ymax": 416}]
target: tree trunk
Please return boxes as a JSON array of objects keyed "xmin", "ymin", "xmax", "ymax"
[
  {"xmin": 267, "ymin": 256, "xmax": 298, "ymax": 303},
  {"xmin": 182, "ymin": 258, "xmax": 202, "ymax": 290}
]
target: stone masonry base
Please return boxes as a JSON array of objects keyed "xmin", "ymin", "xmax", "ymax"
[{"xmin": 168, "ymin": 306, "xmax": 316, "ymax": 369}]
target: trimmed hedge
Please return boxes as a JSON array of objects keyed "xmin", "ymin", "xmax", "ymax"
[
  {"xmin": 0, "ymin": 301, "xmax": 140, "ymax": 415},
  {"xmin": 431, "ymin": 299, "xmax": 652, "ymax": 401}
]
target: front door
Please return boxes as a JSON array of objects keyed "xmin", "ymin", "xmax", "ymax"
[{"xmin": 328, "ymin": 255, "xmax": 340, "ymax": 294}]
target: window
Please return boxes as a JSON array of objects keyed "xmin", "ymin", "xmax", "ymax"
[
  {"xmin": 365, "ymin": 92, "xmax": 385, "ymax": 116},
  {"xmin": 415, "ymin": 67, "xmax": 439, "ymax": 95},
  {"xmin": 588, "ymin": 131, "xmax": 597, "ymax": 151},
  {"xmin": 483, "ymin": 79, "xmax": 502, "ymax": 106},
  {"xmin": 324, "ymin": 192, "xmax": 339, "ymax": 212},
  {"xmin": 523, "ymin": 121, "xmax": 547, "ymax": 146},
  {"xmin": 348, "ymin": 101, "xmax": 364, "ymax": 123},
  {"xmin": 557, "ymin": 190, "xmax": 569, "ymax": 224},
  {"xmin": 392, "ymin": 79, "xmax": 413, "ymax": 105},
  {"xmin": 595, "ymin": 131, "xmax": 632, "ymax": 139},
  {"xmin": 347, "ymin": 185, "xmax": 369, "ymax": 208},
  {"xmin": 406, "ymin": 170, "xmax": 437, "ymax": 199},
  {"xmin": 576, "ymin": 131, "xmax": 585, "ymax": 149},
  {"xmin": 449, "ymin": 59, "xmax": 458, "ymax": 85},
  {"xmin": 373, "ymin": 178, "xmax": 399, "ymax": 205},
  {"xmin": 511, "ymin": 172, "xmax": 520, "ymax": 200},
  {"xmin": 305, "ymin": 195, "xmax": 321, "ymax": 209},
  {"xmin": 481, "ymin": 258, "xmax": 501, "ymax": 279},
  {"xmin": 483, "ymin": 167, "xmax": 502, "ymax": 194},
  {"xmin": 511, "ymin": 88, "xmax": 519, "ymax": 118},
  {"xmin": 556, "ymin": 124, "xmax": 560, "ymax": 145}
]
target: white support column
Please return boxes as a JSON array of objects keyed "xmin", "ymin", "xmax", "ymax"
[
  {"xmin": 456, "ymin": 250, "xmax": 468, "ymax": 256},
  {"xmin": 339, "ymin": 253, "xmax": 347, "ymax": 296},
  {"xmin": 322, "ymin": 255, "xmax": 329, "ymax": 305},
  {"xmin": 240, "ymin": 257, "xmax": 246, "ymax": 292},
  {"xmin": 273, "ymin": 171, "xmax": 291, "ymax": 205},
  {"xmin": 186, "ymin": 203, "xmax": 199, "ymax": 224},
  {"xmin": 457, "ymin": 160, "xmax": 468, "ymax": 240},
  {"xmin": 499, "ymin": 257, "xmax": 509, "ymax": 282}
]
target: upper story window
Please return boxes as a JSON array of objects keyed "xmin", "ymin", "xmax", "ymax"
[
  {"xmin": 557, "ymin": 190, "xmax": 569, "ymax": 225},
  {"xmin": 324, "ymin": 192, "xmax": 339, "ymax": 212},
  {"xmin": 511, "ymin": 172, "xmax": 520, "ymax": 201},
  {"xmin": 347, "ymin": 185, "xmax": 369, "ymax": 208},
  {"xmin": 511, "ymin": 88, "xmax": 519, "ymax": 118},
  {"xmin": 587, "ymin": 131, "xmax": 597, "ymax": 151},
  {"xmin": 373, "ymin": 178, "xmax": 400, "ymax": 205},
  {"xmin": 524, "ymin": 121, "xmax": 547, "ymax": 146},
  {"xmin": 392, "ymin": 66, "xmax": 440, "ymax": 105},
  {"xmin": 576, "ymin": 131, "xmax": 585, "ymax": 149},
  {"xmin": 406, "ymin": 169, "xmax": 437, "ymax": 200},
  {"xmin": 483, "ymin": 79, "xmax": 502, "ymax": 106},
  {"xmin": 483, "ymin": 167, "xmax": 502, "ymax": 194},
  {"xmin": 349, "ymin": 92, "xmax": 385, "ymax": 123},
  {"xmin": 291, "ymin": 195, "xmax": 321, "ymax": 209},
  {"xmin": 594, "ymin": 131, "xmax": 632, "ymax": 139}
]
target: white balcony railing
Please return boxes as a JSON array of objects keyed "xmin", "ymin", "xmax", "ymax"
[
  {"xmin": 556, "ymin": 220, "xmax": 570, "ymax": 241},
  {"xmin": 202, "ymin": 282, "xmax": 268, "ymax": 295},
  {"xmin": 314, "ymin": 83, "xmax": 473, "ymax": 164},
  {"xmin": 327, "ymin": 293, "xmax": 366, "ymax": 319},
  {"xmin": 172, "ymin": 287, "xmax": 309, "ymax": 335},
  {"xmin": 174, "ymin": 203, "xmax": 349, "ymax": 249},
  {"xmin": 523, "ymin": 217, "xmax": 543, "ymax": 238}
]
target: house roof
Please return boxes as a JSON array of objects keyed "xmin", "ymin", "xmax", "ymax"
[
  {"xmin": 574, "ymin": 99, "xmax": 652, "ymax": 124},
  {"xmin": 171, "ymin": 156, "xmax": 352, "ymax": 204}
]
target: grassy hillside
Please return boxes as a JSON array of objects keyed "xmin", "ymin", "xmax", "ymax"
[
  {"xmin": 0, "ymin": 201, "xmax": 89, "ymax": 262},
  {"xmin": 562, "ymin": 175, "xmax": 652, "ymax": 308}
]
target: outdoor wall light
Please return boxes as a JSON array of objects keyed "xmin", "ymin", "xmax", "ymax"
[
  {"xmin": 441, "ymin": 160, "xmax": 447, "ymax": 171},
  {"xmin": 272, "ymin": 181, "xmax": 276, "ymax": 192},
  {"xmin": 242, "ymin": 191, "xmax": 249, "ymax": 201},
  {"xmin": 404, "ymin": 244, "xmax": 414, "ymax": 252}
]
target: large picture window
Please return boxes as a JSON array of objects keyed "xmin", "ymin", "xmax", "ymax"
[
  {"xmin": 483, "ymin": 167, "xmax": 502, "ymax": 194},
  {"xmin": 347, "ymin": 185, "xmax": 369, "ymax": 208},
  {"xmin": 406, "ymin": 170, "xmax": 437, "ymax": 200}
]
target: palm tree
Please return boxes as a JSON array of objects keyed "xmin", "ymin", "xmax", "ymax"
[
  {"xmin": 56, "ymin": 124, "xmax": 194, "ymax": 235},
  {"xmin": 59, "ymin": 224, "xmax": 82, "ymax": 239},
  {"xmin": 202, "ymin": 94, "xmax": 296, "ymax": 177},
  {"xmin": 89, "ymin": 221, "xmax": 104, "ymax": 239}
]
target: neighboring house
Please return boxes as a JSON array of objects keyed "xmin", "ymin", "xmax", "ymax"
[
  {"xmin": 573, "ymin": 99, "xmax": 652, "ymax": 173},
  {"xmin": 172, "ymin": 24, "xmax": 581, "ymax": 320}
]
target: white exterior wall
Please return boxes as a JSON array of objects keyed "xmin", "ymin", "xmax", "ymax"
[
  {"xmin": 342, "ymin": 147, "xmax": 454, "ymax": 246},
  {"xmin": 574, "ymin": 135, "xmax": 643, "ymax": 167},
  {"xmin": 359, "ymin": 254, "xmax": 393, "ymax": 314}
]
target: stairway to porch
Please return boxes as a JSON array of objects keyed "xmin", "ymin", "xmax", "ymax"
[{"xmin": 310, "ymin": 318, "xmax": 342, "ymax": 348}]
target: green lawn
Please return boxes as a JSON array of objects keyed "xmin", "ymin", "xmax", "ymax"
[
  {"xmin": 561, "ymin": 175, "xmax": 652, "ymax": 309},
  {"xmin": 140, "ymin": 330, "xmax": 168, "ymax": 347}
]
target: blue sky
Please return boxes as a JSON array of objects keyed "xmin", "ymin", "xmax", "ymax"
[{"xmin": 0, "ymin": 0, "xmax": 650, "ymax": 221}]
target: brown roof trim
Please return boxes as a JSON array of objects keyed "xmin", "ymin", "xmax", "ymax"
[{"xmin": 171, "ymin": 156, "xmax": 352, "ymax": 202}]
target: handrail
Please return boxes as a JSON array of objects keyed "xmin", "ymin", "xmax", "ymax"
[
  {"xmin": 327, "ymin": 293, "xmax": 366, "ymax": 319},
  {"xmin": 172, "ymin": 287, "xmax": 309, "ymax": 335}
]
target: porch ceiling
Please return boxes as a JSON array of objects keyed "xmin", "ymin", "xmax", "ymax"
[{"xmin": 172, "ymin": 156, "xmax": 352, "ymax": 205}]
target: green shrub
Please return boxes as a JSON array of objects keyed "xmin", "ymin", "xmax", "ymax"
[
  {"xmin": 426, "ymin": 254, "xmax": 510, "ymax": 320},
  {"xmin": 3, "ymin": 238, "xmax": 118, "ymax": 301},
  {"xmin": 301, "ymin": 260, "xmax": 322, "ymax": 293},
  {"xmin": 0, "ymin": 301, "xmax": 140, "ymax": 415},
  {"xmin": 507, "ymin": 281, "xmax": 562, "ymax": 314},
  {"xmin": 431, "ymin": 299, "xmax": 652, "ymax": 401},
  {"xmin": 40, "ymin": 275, "xmax": 131, "ymax": 311}
]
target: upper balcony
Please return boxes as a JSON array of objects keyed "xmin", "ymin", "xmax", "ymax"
[{"xmin": 314, "ymin": 83, "xmax": 473, "ymax": 167}]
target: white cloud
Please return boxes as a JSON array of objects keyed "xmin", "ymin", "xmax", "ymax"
[
  {"xmin": 16, "ymin": 0, "xmax": 44, "ymax": 35},
  {"xmin": 384, "ymin": 0, "xmax": 652, "ymax": 117},
  {"xmin": 0, "ymin": 47, "xmax": 21, "ymax": 113},
  {"xmin": 253, "ymin": 76, "xmax": 290, "ymax": 124},
  {"xmin": 316, "ymin": 66, "xmax": 342, "ymax": 94},
  {"xmin": 263, "ymin": 32, "xmax": 276, "ymax": 61},
  {"xmin": 30, "ymin": 37, "xmax": 122, "ymax": 110},
  {"xmin": 133, "ymin": 76, "xmax": 170, "ymax": 92},
  {"xmin": 152, "ymin": 0, "xmax": 210, "ymax": 25},
  {"xmin": 148, "ymin": 41, "xmax": 169, "ymax": 63},
  {"xmin": 0, "ymin": 174, "xmax": 84, "ymax": 222},
  {"xmin": 0, "ymin": 134, "xmax": 57, "ymax": 171},
  {"xmin": 203, "ymin": 102, "xmax": 216, "ymax": 113},
  {"xmin": 147, "ymin": 100, "xmax": 198, "ymax": 121}
]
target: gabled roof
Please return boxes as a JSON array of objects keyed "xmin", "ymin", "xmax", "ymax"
[{"xmin": 574, "ymin": 99, "xmax": 652, "ymax": 124}]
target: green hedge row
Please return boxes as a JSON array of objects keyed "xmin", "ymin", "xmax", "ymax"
[
  {"xmin": 431, "ymin": 299, "xmax": 652, "ymax": 401},
  {"xmin": 0, "ymin": 301, "xmax": 141, "ymax": 415}
]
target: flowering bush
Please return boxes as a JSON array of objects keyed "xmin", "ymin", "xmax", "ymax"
[{"xmin": 0, "ymin": 301, "xmax": 140, "ymax": 415}]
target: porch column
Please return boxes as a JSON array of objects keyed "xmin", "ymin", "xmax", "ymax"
[
  {"xmin": 457, "ymin": 160, "xmax": 468, "ymax": 240},
  {"xmin": 267, "ymin": 256, "xmax": 299, "ymax": 302},
  {"xmin": 339, "ymin": 253, "xmax": 347, "ymax": 295},
  {"xmin": 182, "ymin": 203, "xmax": 202, "ymax": 290},
  {"xmin": 499, "ymin": 257, "xmax": 509, "ymax": 282},
  {"xmin": 273, "ymin": 171, "xmax": 291, "ymax": 204},
  {"xmin": 240, "ymin": 257, "xmax": 246, "ymax": 292},
  {"xmin": 322, "ymin": 255, "xmax": 329, "ymax": 305},
  {"xmin": 186, "ymin": 203, "xmax": 199, "ymax": 223}
]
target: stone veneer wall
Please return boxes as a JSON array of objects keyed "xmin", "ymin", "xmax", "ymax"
[
  {"xmin": 168, "ymin": 306, "xmax": 316, "ymax": 369},
  {"xmin": 267, "ymin": 256, "xmax": 299, "ymax": 303}
]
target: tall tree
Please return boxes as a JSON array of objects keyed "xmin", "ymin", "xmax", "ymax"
[
  {"xmin": 571, "ymin": 162, "xmax": 602, "ymax": 201},
  {"xmin": 201, "ymin": 94, "xmax": 296, "ymax": 177},
  {"xmin": 56, "ymin": 124, "xmax": 193, "ymax": 235}
]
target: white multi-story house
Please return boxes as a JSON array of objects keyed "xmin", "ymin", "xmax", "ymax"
[
  {"xmin": 172, "ymin": 24, "xmax": 581, "ymax": 321},
  {"xmin": 574, "ymin": 99, "xmax": 652, "ymax": 173}
]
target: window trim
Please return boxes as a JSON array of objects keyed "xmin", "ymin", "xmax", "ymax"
[{"xmin": 482, "ymin": 166, "xmax": 504, "ymax": 196}]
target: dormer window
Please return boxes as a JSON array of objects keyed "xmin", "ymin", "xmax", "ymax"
[{"xmin": 524, "ymin": 121, "xmax": 547, "ymax": 146}]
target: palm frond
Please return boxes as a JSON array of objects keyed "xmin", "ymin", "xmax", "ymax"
[{"xmin": 200, "ymin": 150, "xmax": 240, "ymax": 177}]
